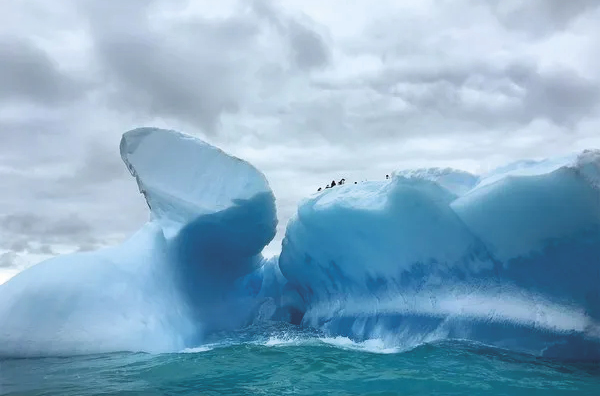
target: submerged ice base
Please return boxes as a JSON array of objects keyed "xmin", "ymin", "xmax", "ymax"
[{"xmin": 0, "ymin": 128, "xmax": 598, "ymax": 360}]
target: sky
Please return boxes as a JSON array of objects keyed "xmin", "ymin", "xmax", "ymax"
[{"xmin": 1, "ymin": 0, "xmax": 599, "ymax": 284}]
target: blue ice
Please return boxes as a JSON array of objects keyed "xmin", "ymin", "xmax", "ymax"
[{"xmin": 0, "ymin": 128, "xmax": 598, "ymax": 360}]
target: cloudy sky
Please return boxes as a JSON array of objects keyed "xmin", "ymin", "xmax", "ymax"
[{"xmin": 1, "ymin": 0, "xmax": 599, "ymax": 283}]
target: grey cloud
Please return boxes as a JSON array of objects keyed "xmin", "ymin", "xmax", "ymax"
[
  {"xmin": 77, "ymin": 0, "xmax": 331, "ymax": 135},
  {"xmin": 9, "ymin": 240, "xmax": 30, "ymax": 253},
  {"xmin": 365, "ymin": 60, "xmax": 600, "ymax": 133},
  {"xmin": 287, "ymin": 21, "xmax": 330, "ymax": 70},
  {"xmin": 0, "ymin": 244, "xmax": 53, "ymax": 269},
  {"xmin": 0, "ymin": 116, "xmax": 76, "ymax": 167},
  {"xmin": 1, "ymin": 0, "xmax": 599, "ymax": 272},
  {"xmin": 2, "ymin": 213, "xmax": 40, "ymax": 235},
  {"xmin": 0, "ymin": 36, "xmax": 86, "ymax": 106},
  {"xmin": 521, "ymin": 67, "xmax": 600, "ymax": 128},
  {"xmin": 35, "ymin": 245, "xmax": 55, "ymax": 255},
  {"xmin": 489, "ymin": 0, "xmax": 599, "ymax": 35},
  {"xmin": 74, "ymin": 0, "xmax": 257, "ymax": 133},
  {"xmin": 59, "ymin": 141, "xmax": 130, "ymax": 185},
  {"xmin": 251, "ymin": 0, "xmax": 330, "ymax": 70},
  {"xmin": 7, "ymin": 239, "xmax": 53, "ymax": 255},
  {"xmin": 0, "ymin": 112, "xmax": 149, "ymax": 257},
  {"xmin": 51, "ymin": 215, "xmax": 93, "ymax": 237},
  {"xmin": 0, "ymin": 252, "xmax": 17, "ymax": 268},
  {"xmin": 1, "ymin": 213, "xmax": 93, "ymax": 243},
  {"xmin": 76, "ymin": 242, "xmax": 103, "ymax": 252},
  {"xmin": 90, "ymin": 24, "xmax": 249, "ymax": 133}
]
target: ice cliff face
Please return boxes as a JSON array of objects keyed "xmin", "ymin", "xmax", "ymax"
[{"xmin": 0, "ymin": 127, "xmax": 598, "ymax": 360}]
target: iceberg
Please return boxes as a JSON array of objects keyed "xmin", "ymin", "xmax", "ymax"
[
  {"xmin": 280, "ymin": 151, "xmax": 600, "ymax": 360},
  {"xmin": 0, "ymin": 127, "xmax": 598, "ymax": 360},
  {"xmin": 0, "ymin": 128, "xmax": 277, "ymax": 356},
  {"xmin": 278, "ymin": 177, "xmax": 493, "ymax": 306},
  {"xmin": 452, "ymin": 151, "xmax": 600, "ymax": 318}
]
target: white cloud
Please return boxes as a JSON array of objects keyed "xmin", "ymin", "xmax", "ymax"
[{"xmin": 0, "ymin": 0, "xmax": 599, "ymax": 280}]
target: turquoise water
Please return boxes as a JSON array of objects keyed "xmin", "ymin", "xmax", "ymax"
[{"xmin": 2, "ymin": 325, "xmax": 599, "ymax": 395}]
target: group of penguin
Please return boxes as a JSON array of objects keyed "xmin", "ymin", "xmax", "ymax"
[{"xmin": 317, "ymin": 175, "xmax": 390, "ymax": 192}]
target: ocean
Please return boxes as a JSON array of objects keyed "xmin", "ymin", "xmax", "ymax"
[{"xmin": 2, "ymin": 324, "xmax": 599, "ymax": 395}]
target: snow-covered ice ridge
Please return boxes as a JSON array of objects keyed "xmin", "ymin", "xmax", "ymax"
[{"xmin": 0, "ymin": 128, "xmax": 598, "ymax": 360}]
